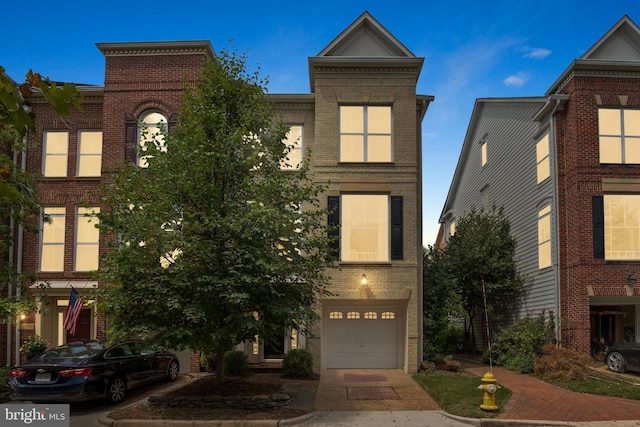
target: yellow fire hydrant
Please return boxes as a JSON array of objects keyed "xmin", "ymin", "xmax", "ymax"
[{"xmin": 477, "ymin": 371, "xmax": 499, "ymax": 412}]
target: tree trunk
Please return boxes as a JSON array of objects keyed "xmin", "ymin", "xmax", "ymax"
[{"xmin": 215, "ymin": 351, "xmax": 225, "ymax": 384}]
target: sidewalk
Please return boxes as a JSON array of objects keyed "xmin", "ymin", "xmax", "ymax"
[{"xmin": 462, "ymin": 361, "xmax": 640, "ymax": 424}]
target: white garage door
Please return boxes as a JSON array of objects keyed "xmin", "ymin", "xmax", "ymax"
[{"xmin": 326, "ymin": 308, "xmax": 398, "ymax": 368}]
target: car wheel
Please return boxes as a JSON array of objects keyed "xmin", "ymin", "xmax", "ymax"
[
  {"xmin": 606, "ymin": 351, "xmax": 626, "ymax": 373},
  {"xmin": 106, "ymin": 376, "xmax": 127, "ymax": 404},
  {"xmin": 166, "ymin": 360, "xmax": 179, "ymax": 382}
]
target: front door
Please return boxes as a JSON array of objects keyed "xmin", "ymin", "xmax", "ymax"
[
  {"xmin": 66, "ymin": 308, "xmax": 91, "ymax": 342},
  {"xmin": 264, "ymin": 331, "xmax": 285, "ymax": 359}
]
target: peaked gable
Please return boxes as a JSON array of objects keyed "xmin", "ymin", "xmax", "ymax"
[
  {"xmin": 582, "ymin": 15, "xmax": 640, "ymax": 61},
  {"xmin": 547, "ymin": 15, "xmax": 640, "ymax": 95},
  {"xmin": 317, "ymin": 11, "xmax": 415, "ymax": 58}
]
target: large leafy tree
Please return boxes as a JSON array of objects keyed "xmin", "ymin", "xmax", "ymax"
[
  {"xmin": 422, "ymin": 245, "xmax": 462, "ymax": 357},
  {"xmin": 0, "ymin": 67, "xmax": 81, "ymax": 319},
  {"xmin": 97, "ymin": 48, "xmax": 336, "ymax": 381},
  {"xmin": 442, "ymin": 207, "xmax": 526, "ymax": 352}
]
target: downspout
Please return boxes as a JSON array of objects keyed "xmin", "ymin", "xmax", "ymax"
[
  {"xmin": 14, "ymin": 141, "xmax": 27, "ymax": 365},
  {"xmin": 549, "ymin": 96, "xmax": 563, "ymax": 347},
  {"xmin": 6, "ymin": 149, "xmax": 18, "ymax": 366}
]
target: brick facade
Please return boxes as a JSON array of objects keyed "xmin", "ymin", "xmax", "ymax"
[
  {"xmin": 5, "ymin": 13, "xmax": 429, "ymax": 373},
  {"xmin": 556, "ymin": 75, "xmax": 640, "ymax": 353}
]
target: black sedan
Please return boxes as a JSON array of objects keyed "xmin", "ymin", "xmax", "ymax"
[
  {"xmin": 9, "ymin": 340, "xmax": 179, "ymax": 404},
  {"xmin": 605, "ymin": 343, "xmax": 640, "ymax": 373}
]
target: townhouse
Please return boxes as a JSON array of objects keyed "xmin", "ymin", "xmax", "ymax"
[
  {"xmin": 4, "ymin": 11, "xmax": 431, "ymax": 373},
  {"xmin": 439, "ymin": 15, "xmax": 640, "ymax": 354}
]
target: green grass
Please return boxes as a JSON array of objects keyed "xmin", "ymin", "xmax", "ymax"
[
  {"xmin": 413, "ymin": 371, "xmax": 511, "ymax": 419},
  {"xmin": 543, "ymin": 369, "xmax": 640, "ymax": 400},
  {"xmin": 414, "ymin": 367, "xmax": 640, "ymax": 419}
]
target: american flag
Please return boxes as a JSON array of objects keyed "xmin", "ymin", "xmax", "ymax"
[{"xmin": 63, "ymin": 287, "xmax": 83, "ymax": 336}]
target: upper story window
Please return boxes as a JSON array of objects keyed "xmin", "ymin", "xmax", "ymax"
[
  {"xmin": 339, "ymin": 106, "xmax": 392, "ymax": 162},
  {"xmin": 43, "ymin": 131, "xmax": 69, "ymax": 177},
  {"xmin": 40, "ymin": 207, "xmax": 66, "ymax": 272},
  {"xmin": 603, "ymin": 194, "xmax": 640, "ymax": 260},
  {"xmin": 599, "ymin": 108, "xmax": 640, "ymax": 164},
  {"xmin": 138, "ymin": 111, "xmax": 167, "ymax": 168},
  {"xmin": 77, "ymin": 131, "xmax": 103, "ymax": 177},
  {"xmin": 481, "ymin": 141, "xmax": 487, "ymax": 167},
  {"xmin": 328, "ymin": 194, "xmax": 403, "ymax": 262},
  {"xmin": 536, "ymin": 133, "xmax": 550, "ymax": 183},
  {"xmin": 280, "ymin": 125, "xmax": 303, "ymax": 170},
  {"xmin": 74, "ymin": 207, "xmax": 100, "ymax": 271},
  {"xmin": 538, "ymin": 205, "xmax": 552, "ymax": 269},
  {"xmin": 449, "ymin": 221, "xmax": 456, "ymax": 236}
]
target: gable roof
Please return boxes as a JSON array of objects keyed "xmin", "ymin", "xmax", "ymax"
[
  {"xmin": 308, "ymin": 11, "xmax": 424, "ymax": 92},
  {"xmin": 317, "ymin": 11, "xmax": 415, "ymax": 58},
  {"xmin": 547, "ymin": 15, "xmax": 640, "ymax": 95}
]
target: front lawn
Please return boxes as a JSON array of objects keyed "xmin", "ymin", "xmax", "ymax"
[
  {"xmin": 413, "ymin": 371, "xmax": 511, "ymax": 419},
  {"xmin": 545, "ymin": 368, "xmax": 640, "ymax": 400}
]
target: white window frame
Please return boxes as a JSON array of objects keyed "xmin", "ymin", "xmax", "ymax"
[
  {"xmin": 280, "ymin": 125, "xmax": 303, "ymax": 170},
  {"xmin": 604, "ymin": 194, "xmax": 640, "ymax": 260},
  {"xmin": 341, "ymin": 194, "xmax": 390, "ymax": 262},
  {"xmin": 77, "ymin": 131, "xmax": 103, "ymax": 177},
  {"xmin": 481, "ymin": 141, "xmax": 487, "ymax": 167},
  {"xmin": 536, "ymin": 133, "xmax": 550, "ymax": 184},
  {"xmin": 138, "ymin": 111, "xmax": 168, "ymax": 168},
  {"xmin": 40, "ymin": 207, "xmax": 66, "ymax": 271},
  {"xmin": 43, "ymin": 131, "xmax": 69, "ymax": 177},
  {"xmin": 599, "ymin": 108, "xmax": 640, "ymax": 164},
  {"xmin": 74, "ymin": 207, "xmax": 100, "ymax": 271},
  {"xmin": 339, "ymin": 105, "xmax": 392, "ymax": 162},
  {"xmin": 538, "ymin": 205, "xmax": 552, "ymax": 269}
]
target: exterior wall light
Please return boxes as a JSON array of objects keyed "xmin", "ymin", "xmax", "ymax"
[{"xmin": 360, "ymin": 274, "xmax": 368, "ymax": 285}]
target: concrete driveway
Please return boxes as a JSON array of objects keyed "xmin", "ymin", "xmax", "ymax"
[{"xmin": 313, "ymin": 369, "xmax": 441, "ymax": 411}]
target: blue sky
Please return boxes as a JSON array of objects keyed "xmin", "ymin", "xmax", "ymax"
[{"xmin": 2, "ymin": 0, "xmax": 638, "ymax": 246}]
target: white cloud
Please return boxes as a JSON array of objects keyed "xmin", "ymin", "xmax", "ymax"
[
  {"xmin": 523, "ymin": 47, "xmax": 551, "ymax": 59},
  {"xmin": 504, "ymin": 72, "xmax": 529, "ymax": 87}
]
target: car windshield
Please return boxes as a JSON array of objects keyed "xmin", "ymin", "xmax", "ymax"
[{"xmin": 39, "ymin": 342, "xmax": 105, "ymax": 360}]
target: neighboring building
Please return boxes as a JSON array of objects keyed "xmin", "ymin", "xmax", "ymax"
[
  {"xmin": 5, "ymin": 12, "xmax": 431, "ymax": 373},
  {"xmin": 439, "ymin": 15, "xmax": 640, "ymax": 355}
]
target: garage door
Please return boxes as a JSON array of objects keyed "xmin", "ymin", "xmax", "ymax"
[{"xmin": 326, "ymin": 309, "xmax": 398, "ymax": 368}]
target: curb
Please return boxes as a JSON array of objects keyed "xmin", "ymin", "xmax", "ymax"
[{"xmin": 442, "ymin": 412, "xmax": 573, "ymax": 426}]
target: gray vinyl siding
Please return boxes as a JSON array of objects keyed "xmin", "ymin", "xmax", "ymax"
[{"xmin": 441, "ymin": 98, "xmax": 559, "ymax": 335}]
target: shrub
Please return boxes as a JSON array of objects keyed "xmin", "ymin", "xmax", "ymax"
[
  {"xmin": 0, "ymin": 367, "xmax": 10, "ymax": 393},
  {"xmin": 420, "ymin": 360, "xmax": 437, "ymax": 373},
  {"xmin": 485, "ymin": 310, "xmax": 555, "ymax": 373},
  {"xmin": 20, "ymin": 335, "xmax": 48, "ymax": 360},
  {"xmin": 443, "ymin": 355, "xmax": 462, "ymax": 372},
  {"xmin": 224, "ymin": 350, "xmax": 250, "ymax": 376},
  {"xmin": 283, "ymin": 348, "xmax": 314, "ymax": 378},
  {"xmin": 534, "ymin": 344, "xmax": 593, "ymax": 381}
]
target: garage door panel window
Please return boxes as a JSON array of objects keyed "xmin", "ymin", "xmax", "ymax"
[
  {"xmin": 347, "ymin": 311, "xmax": 360, "ymax": 319},
  {"xmin": 329, "ymin": 311, "xmax": 343, "ymax": 319}
]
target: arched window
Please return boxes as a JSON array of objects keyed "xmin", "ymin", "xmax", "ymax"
[{"xmin": 137, "ymin": 111, "xmax": 167, "ymax": 168}]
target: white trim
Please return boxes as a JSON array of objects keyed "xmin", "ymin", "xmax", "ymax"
[{"xmin": 31, "ymin": 280, "xmax": 98, "ymax": 289}]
